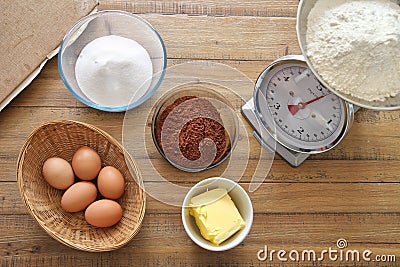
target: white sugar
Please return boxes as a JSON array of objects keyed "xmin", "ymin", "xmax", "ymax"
[{"xmin": 75, "ymin": 35, "xmax": 153, "ymax": 107}]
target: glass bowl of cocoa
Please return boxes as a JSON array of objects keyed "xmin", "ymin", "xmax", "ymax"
[{"xmin": 151, "ymin": 83, "xmax": 239, "ymax": 172}]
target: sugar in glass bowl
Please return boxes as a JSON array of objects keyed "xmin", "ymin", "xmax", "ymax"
[{"xmin": 58, "ymin": 10, "xmax": 167, "ymax": 112}]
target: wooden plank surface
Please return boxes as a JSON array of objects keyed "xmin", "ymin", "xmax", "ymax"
[
  {"xmin": 103, "ymin": 0, "xmax": 300, "ymax": 17},
  {"xmin": 1, "ymin": 0, "xmax": 400, "ymax": 266},
  {"xmin": 3, "ymin": 181, "xmax": 400, "ymax": 214},
  {"xmin": 1, "ymin": 214, "xmax": 400, "ymax": 265}
]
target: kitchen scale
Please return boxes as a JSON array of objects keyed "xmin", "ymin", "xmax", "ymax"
[{"xmin": 242, "ymin": 55, "xmax": 358, "ymax": 167}]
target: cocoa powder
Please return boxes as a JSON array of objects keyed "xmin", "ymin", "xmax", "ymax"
[{"xmin": 156, "ymin": 95, "xmax": 229, "ymax": 169}]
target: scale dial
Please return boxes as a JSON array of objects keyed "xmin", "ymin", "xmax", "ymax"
[{"xmin": 254, "ymin": 55, "xmax": 353, "ymax": 153}]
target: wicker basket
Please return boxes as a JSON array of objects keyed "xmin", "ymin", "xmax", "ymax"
[{"xmin": 17, "ymin": 120, "xmax": 146, "ymax": 252}]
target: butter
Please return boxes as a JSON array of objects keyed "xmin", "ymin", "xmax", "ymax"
[{"xmin": 189, "ymin": 188, "xmax": 246, "ymax": 245}]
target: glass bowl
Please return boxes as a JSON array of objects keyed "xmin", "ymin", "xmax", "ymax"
[
  {"xmin": 297, "ymin": 0, "xmax": 400, "ymax": 110},
  {"xmin": 151, "ymin": 82, "xmax": 239, "ymax": 172},
  {"xmin": 58, "ymin": 10, "xmax": 167, "ymax": 112}
]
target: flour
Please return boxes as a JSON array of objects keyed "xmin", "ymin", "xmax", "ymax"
[
  {"xmin": 306, "ymin": 0, "xmax": 400, "ymax": 102},
  {"xmin": 75, "ymin": 35, "xmax": 153, "ymax": 107}
]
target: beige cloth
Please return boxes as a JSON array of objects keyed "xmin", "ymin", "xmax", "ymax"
[{"xmin": 0, "ymin": 0, "xmax": 98, "ymax": 110}]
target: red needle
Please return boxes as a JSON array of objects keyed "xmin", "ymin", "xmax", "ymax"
[{"xmin": 288, "ymin": 95, "xmax": 327, "ymax": 116}]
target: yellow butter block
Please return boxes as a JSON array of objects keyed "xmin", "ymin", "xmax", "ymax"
[{"xmin": 189, "ymin": 188, "xmax": 246, "ymax": 245}]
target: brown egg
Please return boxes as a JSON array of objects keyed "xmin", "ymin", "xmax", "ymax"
[
  {"xmin": 61, "ymin": 181, "xmax": 97, "ymax": 212},
  {"xmin": 84, "ymin": 199, "xmax": 123, "ymax": 228},
  {"xmin": 42, "ymin": 157, "xmax": 74, "ymax": 190},
  {"xmin": 72, "ymin": 146, "xmax": 101, "ymax": 180},
  {"xmin": 97, "ymin": 166, "xmax": 125, "ymax": 199}
]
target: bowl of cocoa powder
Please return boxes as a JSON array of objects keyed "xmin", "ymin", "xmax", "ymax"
[{"xmin": 151, "ymin": 83, "xmax": 239, "ymax": 172}]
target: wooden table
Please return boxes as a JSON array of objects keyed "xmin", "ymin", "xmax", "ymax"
[{"xmin": 1, "ymin": 1, "xmax": 399, "ymax": 266}]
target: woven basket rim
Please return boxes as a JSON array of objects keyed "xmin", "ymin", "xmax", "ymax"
[{"xmin": 16, "ymin": 120, "xmax": 146, "ymax": 252}]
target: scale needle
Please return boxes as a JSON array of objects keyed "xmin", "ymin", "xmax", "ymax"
[{"xmin": 288, "ymin": 95, "xmax": 327, "ymax": 116}]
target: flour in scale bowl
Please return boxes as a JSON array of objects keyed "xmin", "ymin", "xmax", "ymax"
[{"xmin": 306, "ymin": 0, "xmax": 400, "ymax": 102}]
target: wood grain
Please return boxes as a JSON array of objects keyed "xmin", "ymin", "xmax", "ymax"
[
  {"xmin": 3, "ymin": 181, "xmax": 400, "ymax": 215},
  {"xmin": 1, "ymin": 0, "xmax": 400, "ymax": 266},
  {"xmin": 142, "ymin": 15, "xmax": 299, "ymax": 61},
  {"xmin": 1, "ymin": 214, "xmax": 399, "ymax": 266},
  {"xmin": 100, "ymin": 0, "xmax": 300, "ymax": 17}
]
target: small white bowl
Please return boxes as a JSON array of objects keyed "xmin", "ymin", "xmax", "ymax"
[{"xmin": 181, "ymin": 177, "xmax": 253, "ymax": 251}]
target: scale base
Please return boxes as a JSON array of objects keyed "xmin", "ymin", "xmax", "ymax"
[{"xmin": 241, "ymin": 98, "xmax": 310, "ymax": 167}]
